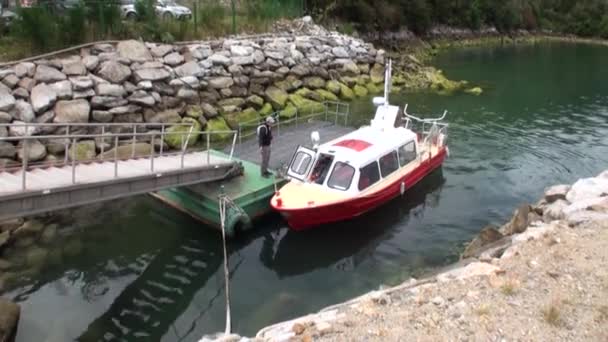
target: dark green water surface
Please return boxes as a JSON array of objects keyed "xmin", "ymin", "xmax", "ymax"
[{"xmin": 6, "ymin": 42, "xmax": 608, "ymax": 341}]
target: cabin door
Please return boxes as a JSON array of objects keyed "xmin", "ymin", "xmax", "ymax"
[{"xmin": 286, "ymin": 146, "xmax": 316, "ymax": 181}]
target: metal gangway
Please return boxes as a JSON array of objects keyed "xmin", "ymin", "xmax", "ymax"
[{"xmin": 0, "ymin": 122, "xmax": 240, "ymax": 221}]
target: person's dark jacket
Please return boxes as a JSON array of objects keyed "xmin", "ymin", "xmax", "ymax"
[{"xmin": 258, "ymin": 124, "xmax": 273, "ymax": 147}]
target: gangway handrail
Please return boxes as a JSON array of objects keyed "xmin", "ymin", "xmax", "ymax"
[{"xmin": 0, "ymin": 126, "xmax": 239, "ymax": 192}]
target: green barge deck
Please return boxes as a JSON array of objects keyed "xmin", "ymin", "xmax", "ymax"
[{"xmin": 150, "ymin": 151, "xmax": 286, "ymax": 237}]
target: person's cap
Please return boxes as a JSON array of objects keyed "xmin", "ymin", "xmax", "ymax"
[{"xmin": 266, "ymin": 116, "xmax": 275, "ymax": 124}]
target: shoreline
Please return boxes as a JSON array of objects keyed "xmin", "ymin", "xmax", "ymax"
[{"xmin": 239, "ymin": 170, "xmax": 608, "ymax": 341}]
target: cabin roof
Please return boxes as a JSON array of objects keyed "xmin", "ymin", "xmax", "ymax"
[{"xmin": 318, "ymin": 125, "xmax": 417, "ymax": 166}]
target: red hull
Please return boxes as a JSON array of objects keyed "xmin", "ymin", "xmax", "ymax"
[{"xmin": 272, "ymin": 147, "xmax": 447, "ymax": 230}]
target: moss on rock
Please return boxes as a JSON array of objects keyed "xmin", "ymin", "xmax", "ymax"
[
  {"xmin": 339, "ymin": 83, "xmax": 355, "ymax": 100},
  {"xmin": 288, "ymin": 94, "xmax": 325, "ymax": 115},
  {"xmin": 68, "ymin": 141, "xmax": 96, "ymax": 161},
  {"xmin": 279, "ymin": 103, "xmax": 298, "ymax": 119},
  {"xmin": 370, "ymin": 63, "xmax": 385, "ymax": 84},
  {"xmin": 265, "ymin": 86, "xmax": 289, "ymax": 110},
  {"xmin": 326, "ymin": 80, "xmax": 341, "ymax": 95},
  {"xmin": 315, "ymin": 89, "xmax": 339, "ymax": 102},
  {"xmin": 259, "ymin": 103, "xmax": 274, "ymax": 117},
  {"xmin": 165, "ymin": 117, "xmax": 201, "ymax": 149},
  {"xmin": 185, "ymin": 105, "xmax": 203, "ymax": 118},
  {"xmin": 295, "ymin": 88, "xmax": 323, "ymax": 102},
  {"xmin": 354, "ymin": 84, "xmax": 369, "ymax": 97},
  {"xmin": 366, "ymin": 83, "xmax": 384, "ymax": 94},
  {"xmin": 206, "ymin": 117, "xmax": 233, "ymax": 142}
]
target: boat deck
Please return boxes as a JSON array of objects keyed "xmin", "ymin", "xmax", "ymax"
[{"xmin": 227, "ymin": 120, "xmax": 354, "ymax": 171}]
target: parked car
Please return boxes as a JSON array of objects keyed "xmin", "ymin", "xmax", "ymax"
[
  {"xmin": 0, "ymin": 3, "xmax": 16, "ymax": 32},
  {"xmin": 120, "ymin": 0, "xmax": 191, "ymax": 20}
]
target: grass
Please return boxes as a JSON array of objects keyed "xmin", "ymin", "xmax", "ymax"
[
  {"xmin": 542, "ymin": 302, "xmax": 562, "ymax": 326},
  {"xmin": 475, "ymin": 303, "xmax": 491, "ymax": 316},
  {"xmin": 0, "ymin": 0, "xmax": 303, "ymax": 62},
  {"xmin": 500, "ymin": 281, "xmax": 518, "ymax": 296}
]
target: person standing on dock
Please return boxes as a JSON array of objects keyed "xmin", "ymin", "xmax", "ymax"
[{"xmin": 258, "ymin": 116, "xmax": 275, "ymax": 178}]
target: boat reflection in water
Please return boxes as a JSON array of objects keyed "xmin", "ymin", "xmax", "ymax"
[{"xmin": 260, "ymin": 168, "xmax": 446, "ymax": 278}]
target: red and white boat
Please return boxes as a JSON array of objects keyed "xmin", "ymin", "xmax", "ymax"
[{"xmin": 271, "ymin": 60, "xmax": 450, "ymax": 230}]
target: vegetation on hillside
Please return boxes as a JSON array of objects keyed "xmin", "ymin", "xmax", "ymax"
[{"xmin": 309, "ymin": 0, "xmax": 608, "ymax": 38}]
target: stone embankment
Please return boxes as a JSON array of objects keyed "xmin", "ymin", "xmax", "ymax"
[
  {"xmin": 207, "ymin": 169, "xmax": 608, "ymax": 342},
  {"xmin": 0, "ymin": 18, "xmax": 476, "ymax": 169}
]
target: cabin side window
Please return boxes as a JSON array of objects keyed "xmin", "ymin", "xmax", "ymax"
[
  {"xmin": 309, "ymin": 154, "xmax": 334, "ymax": 185},
  {"xmin": 327, "ymin": 162, "xmax": 355, "ymax": 191},
  {"xmin": 290, "ymin": 151, "xmax": 312, "ymax": 176},
  {"xmin": 358, "ymin": 161, "xmax": 380, "ymax": 191},
  {"xmin": 398, "ymin": 141, "xmax": 417, "ymax": 166},
  {"xmin": 379, "ymin": 150, "xmax": 399, "ymax": 177}
]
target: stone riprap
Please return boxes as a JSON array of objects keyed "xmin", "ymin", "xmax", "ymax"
[{"xmin": 0, "ymin": 27, "xmax": 393, "ymax": 166}]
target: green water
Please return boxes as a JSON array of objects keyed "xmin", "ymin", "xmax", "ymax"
[{"xmin": 4, "ymin": 41, "xmax": 608, "ymax": 341}]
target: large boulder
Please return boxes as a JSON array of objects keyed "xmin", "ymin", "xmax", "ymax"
[
  {"xmin": 0, "ymin": 142, "xmax": 16, "ymax": 159},
  {"xmin": 117, "ymin": 40, "xmax": 153, "ymax": 62},
  {"xmin": 0, "ymin": 87, "xmax": 16, "ymax": 112},
  {"xmin": 206, "ymin": 117, "xmax": 232, "ymax": 142},
  {"xmin": 67, "ymin": 140, "xmax": 96, "ymax": 161},
  {"xmin": 201, "ymin": 103, "xmax": 219, "ymax": 119},
  {"xmin": 96, "ymin": 84, "xmax": 126, "ymax": 97},
  {"xmin": 10, "ymin": 100, "xmax": 35, "ymax": 122},
  {"xmin": 30, "ymin": 83, "xmax": 58, "ymax": 113},
  {"xmin": 264, "ymin": 86, "xmax": 288, "ymax": 110},
  {"xmin": 544, "ymin": 184, "xmax": 570, "ymax": 203},
  {"xmin": 175, "ymin": 61, "xmax": 203, "ymax": 78},
  {"xmin": 208, "ymin": 77, "xmax": 234, "ymax": 89},
  {"xmin": 34, "ymin": 65, "xmax": 67, "ymax": 83},
  {"xmin": 501, "ymin": 204, "xmax": 532, "ymax": 236},
  {"xmin": 0, "ymin": 298, "xmax": 20, "ymax": 342},
  {"xmin": 134, "ymin": 68, "xmax": 171, "ymax": 82},
  {"xmin": 163, "ymin": 52, "xmax": 184, "ymax": 66},
  {"xmin": 62, "ymin": 60, "xmax": 87, "ymax": 76},
  {"xmin": 287, "ymin": 94, "xmax": 324, "ymax": 115},
  {"xmin": 326, "ymin": 80, "xmax": 341, "ymax": 95},
  {"xmin": 279, "ymin": 103, "xmax": 297, "ymax": 119},
  {"xmin": 353, "ymin": 84, "xmax": 369, "ymax": 97},
  {"xmin": 99, "ymin": 143, "xmax": 152, "ymax": 159},
  {"xmin": 303, "ymin": 76, "xmax": 325, "ymax": 89},
  {"xmin": 98, "ymin": 61, "xmax": 132, "ymax": 84},
  {"xmin": 461, "ymin": 225, "xmax": 505, "ymax": 259},
  {"xmin": 49, "ymin": 80, "xmax": 73, "ymax": 100},
  {"xmin": 143, "ymin": 109, "xmax": 181, "ymax": 123},
  {"xmin": 53, "ymin": 99, "xmax": 90, "ymax": 123},
  {"xmin": 338, "ymin": 83, "xmax": 355, "ymax": 100},
  {"xmin": 315, "ymin": 89, "xmax": 338, "ymax": 102},
  {"xmin": 566, "ymin": 177, "xmax": 608, "ymax": 203},
  {"xmin": 370, "ymin": 63, "xmax": 385, "ymax": 84},
  {"xmin": 17, "ymin": 139, "xmax": 47, "ymax": 162},
  {"xmin": 165, "ymin": 118, "xmax": 201, "ymax": 149},
  {"xmin": 14, "ymin": 62, "xmax": 36, "ymax": 78}
]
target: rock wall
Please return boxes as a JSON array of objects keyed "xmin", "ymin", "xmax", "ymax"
[{"xmin": 0, "ymin": 23, "xmax": 389, "ymax": 167}]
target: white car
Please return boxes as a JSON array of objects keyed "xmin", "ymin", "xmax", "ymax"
[{"xmin": 120, "ymin": 0, "xmax": 192, "ymax": 20}]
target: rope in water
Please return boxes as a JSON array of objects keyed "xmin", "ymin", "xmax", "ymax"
[{"xmin": 219, "ymin": 195, "xmax": 231, "ymax": 335}]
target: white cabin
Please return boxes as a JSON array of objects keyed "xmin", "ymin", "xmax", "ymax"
[{"xmin": 286, "ymin": 104, "xmax": 420, "ymax": 195}]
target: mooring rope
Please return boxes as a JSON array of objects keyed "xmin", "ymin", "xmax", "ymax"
[{"xmin": 219, "ymin": 196, "xmax": 232, "ymax": 335}]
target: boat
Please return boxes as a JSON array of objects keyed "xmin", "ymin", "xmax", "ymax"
[{"xmin": 270, "ymin": 60, "xmax": 450, "ymax": 230}]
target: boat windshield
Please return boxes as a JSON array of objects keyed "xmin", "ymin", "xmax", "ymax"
[
  {"xmin": 327, "ymin": 162, "xmax": 355, "ymax": 191},
  {"xmin": 309, "ymin": 154, "xmax": 334, "ymax": 185}
]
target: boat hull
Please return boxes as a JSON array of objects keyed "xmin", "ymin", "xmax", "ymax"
[{"xmin": 272, "ymin": 147, "xmax": 447, "ymax": 230}]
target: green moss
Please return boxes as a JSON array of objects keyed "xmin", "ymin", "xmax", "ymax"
[
  {"xmin": 295, "ymin": 87, "xmax": 323, "ymax": 102},
  {"xmin": 239, "ymin": 107, "xmax": 259, "ymax": 123},
  {"xmin": 279, "ymin": 103, "xmax": 298, "ymax": 119},
  {"xmin": 338, "ymin": 83, "xmax": 355, "ymax": 100},
  {"xmin": 265, "ymin": 86, "xmax": 289, "ymax": 110},
  {"xmin": 68, "ymin": 141, "xmax": 96, "ymax": 161},
  {"xmin": 287, "ymin": 94, "xmax": 325, "ymax": 115},
  {"xmin": 165, "ymin": 117, "xmax": 202, "ymax": 149},
  {"xmin": 366, "ymin": 83, "xmax": 384, "ymax": 94},
  {"xmin": 185, "ymin": 105, "xmax": 204, "ymax": 118},
  {"xmin": 315, "ymin": 89, "xmax": 339, "ymax": 102},
  {"xmin": 357, "ymin": 75, "xmax": 371, "ymax": 85},
  {"xmin": 206, "ymin": 117, "xmax": 233, "ymax": 142},
  {"xmin": 259, "ymin": 103, "xmax": 274, "ymax": 117},
  {"xmin": 303, "ymin": 76, "xmax": 326, "ymax": 89},
  {"xmin": 353, "ymin": 84, "xmax": 369, "ymax": 97},
  {"xmin": 326, "ymin": 80, "xmax": 341, "ymax": 95}
]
